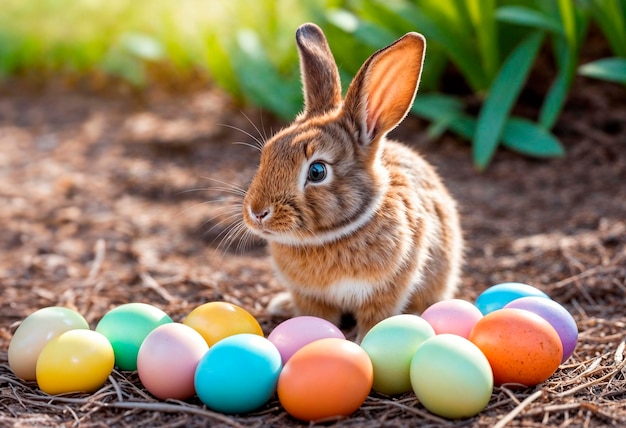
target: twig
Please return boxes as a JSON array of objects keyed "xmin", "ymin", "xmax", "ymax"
[
  {"xmin": 101, "ymin": 401, "xmax": 245, "ymax": 427},
  {"xmin": 492, "ymin": 389, "xmax": 543, "ymax": 428},
  {"xmin": 87, "ymin": 239, "xmax": 106, "ymax": 282},
  {"xmin": 139, "ymin": 271, "xmax": 177, "ymax": 303},
  {"xmin": 555, "ymin": 359, "xmax": 626, "ymax": 398},
  {"xmin": 366, "ymin": 396, "xmax": 450, "ymax": 425}
]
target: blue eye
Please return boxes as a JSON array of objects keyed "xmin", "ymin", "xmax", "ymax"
[{"xmin": 307, "ymin": 161, "xmax": 327, "ymax": 183}]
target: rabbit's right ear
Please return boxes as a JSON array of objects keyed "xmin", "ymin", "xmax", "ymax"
[{"xmin": 296, "ymin": 23, "xmax": 342, "ymax": 117}]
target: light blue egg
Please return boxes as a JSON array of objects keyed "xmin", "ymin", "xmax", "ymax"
[
  {"xmin": 475, "ymin": 282, "xmax": 550, "ymax": 315},
  {"xmin": 194, "ymin": 334, "xmax": 282, "ymax": 414}
]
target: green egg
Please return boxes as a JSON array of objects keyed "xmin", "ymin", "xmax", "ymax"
[
  {"xmin": 360, "ymin": 314, "xmax": 435, "ymax": 395},
  {"xmin": 95, "ymin": 303, "xmax": 173, "ymax": 371},
  {"xmin": 410, "ymin": 334, "xmax": 493, "ymax": 419}
]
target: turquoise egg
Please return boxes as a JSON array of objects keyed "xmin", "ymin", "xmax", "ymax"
[
  {"xmin": 475, "ymin": 282, "xmax": 550, "ymax": 315},
  {"xmin": 194, "ymin": 334, "xmax": 282, "ymax": 414}
]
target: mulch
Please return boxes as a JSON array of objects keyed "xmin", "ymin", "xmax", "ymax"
[{"xmin": 0, "ymin": 73, "xmax": 625, "ymax": 427}]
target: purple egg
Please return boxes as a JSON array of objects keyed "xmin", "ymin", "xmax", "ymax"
[{"xmin": 504, "ymin": 296, "xmax": 578, "ymax": 363}]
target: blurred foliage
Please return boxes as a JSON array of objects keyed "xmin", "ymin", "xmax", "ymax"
[{"xmin": 0, "ymin": 0, "xmax": 623, "ymax": 169}]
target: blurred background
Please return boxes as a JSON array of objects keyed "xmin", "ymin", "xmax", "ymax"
[{"xmin": 1, "ymin": 0, "xmax": 624, "ymax": 169}]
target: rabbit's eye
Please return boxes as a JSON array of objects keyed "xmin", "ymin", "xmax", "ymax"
[{"xmin": 307, "ymin": 161, "xmax": 327, "ymax": 183}]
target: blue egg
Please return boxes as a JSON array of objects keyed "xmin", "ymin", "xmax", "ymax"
[
  {"xmin": 194, "ymin": 334, "xmax": 282, "ymax": 414},
  {"xmin": 475, "ymin": 282, "xmax": 550, "ymax": 315}
]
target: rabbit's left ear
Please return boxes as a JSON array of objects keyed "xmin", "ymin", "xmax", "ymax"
[
  {"xmin": 296, "ymin": 23, "xmax": 342, "ymax": 117},
  {"xmin": 344, "ymin": 33, "xmax": 425, "ymax": 145}
]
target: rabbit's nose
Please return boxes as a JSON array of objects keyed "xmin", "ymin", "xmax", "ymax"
[{"xmin": 249, "ymin": 205, "xmax": 272, "ymax": 223}]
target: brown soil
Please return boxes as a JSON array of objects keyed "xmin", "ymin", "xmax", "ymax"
[{"xmin": 0, "ymin": 74, "xmax": 625, "ymax": 427}]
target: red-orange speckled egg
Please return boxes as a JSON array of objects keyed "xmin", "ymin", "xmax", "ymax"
[{"xmin": 469, "ymin": 308, "xmax": 562, "ymax": 387}]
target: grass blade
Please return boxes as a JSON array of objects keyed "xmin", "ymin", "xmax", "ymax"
[
  {"xmin": 495, "ymin": 5, "xmax": 564, "ymax": 34},
  {"xmin": 579, "ymin": 57, "xmax": 626, "ymax": 84},
  {"xmin": 501, "ymin": 117, "xmax": 565, "ymax": 157},
  {"xmin": 473, "ymin": 31, "xmax": 545, "ymax": 170}
]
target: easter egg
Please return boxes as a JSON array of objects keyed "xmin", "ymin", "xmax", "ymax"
[
  {"xmin": 183, "ymin": 302, "xmax": 263, "ymax": 347},
  {"xmin": 268, "ymin": 316, "xmax": 345, "ymax": 364},
  {"xmin": 36, "ymin": 330, "xmax": 114, "ymax": 395},
  {"xmin": 505, "ymin": 296, "xmax": 578, "ymax": 363},
  {"xmin": 475, "ymin": 282, "xmax": 550, "ymax": 315},
  {"xmin": 137, "ymin": 323, "xmax": 209, "ymax": 400},
  {"xmin": 421, "ymin": 299, "xmax": 483, "ymax": 338},
  {"xmin": 469, "ymin": 308, "xmax": 562, "ymax": 386},
  {"xmin": 360, "ymin": 314, "xmax": 434, "ymax": 395},
  {"xmin": 8, "ymin": 306, "xmax": 89, "ymax": 381},
  {"xmin": 194, "ymin": 334, "xmax": 282, "ymax": 414},
  {"xmin": 277, "ymin": 338, "xmax": 373, "ymax": 421},
  {"xmin": 410, "ymin": 334, "xmax": 493, "ymax": 419},
  {"xmin": 95, "ymin": 303, "xmax": 173, "ymax": 371}
]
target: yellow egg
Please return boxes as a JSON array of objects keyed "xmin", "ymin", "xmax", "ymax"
[
  {"xmin": 36, "ymin": 330, "xmax": 115, "ymax": 395},
  {"xmin": 8, "ymin": 307, "xmax": 89, "ymax": 381},
  {"xmin": 183, "ymin": 302, "xmax": 263, "ymax": 346}
]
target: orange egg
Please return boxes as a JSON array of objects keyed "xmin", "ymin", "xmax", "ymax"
[
  {"xmin": 277, "ymin": 338, "xmax": 373, "ymax": 421},
  {"xmin": 469, "ymin": 308, "xmax": 562, "ymax": 387}
]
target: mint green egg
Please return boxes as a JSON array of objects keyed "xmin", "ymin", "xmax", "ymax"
[
  {"xmin": 360, "ymin": 314, "xmax": 435, "ymax": 395},
  {"xmin": 95, "ymin": 303, "xmax": 173, "ymax": 371},
  {"xmin": 410, "ymin": 334, "xmax": 493, "ymax": 419}
]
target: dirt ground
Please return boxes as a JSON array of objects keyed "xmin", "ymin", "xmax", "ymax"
[{"xmin": 0, "ymin": 72, "xmax": 625, "ymax": 427}]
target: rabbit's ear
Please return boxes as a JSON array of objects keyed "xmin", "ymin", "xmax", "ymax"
[
  {"xmin": 344, "ymin": 33, "xmax": 425, "ymax": 146},
  {"xmin": 296, "ymin": 23, "xmax": 342, "ymax": 116}
]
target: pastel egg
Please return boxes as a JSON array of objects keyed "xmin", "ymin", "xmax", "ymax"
[
  {"xmin": 469, "ymin": 308, "xmax": 562, "ymax": 386},
  {"xmin": 137, "ymin": 323, "xmax": 209, "ymax": 400},
  {"xmin": 475, "ymin": 282, "xmax": 550, "ymax": 315},
  {"xmin": 8, "ymin": 306, "xmax": 89, "ymax": 381},
  {"xmin": 194, "ymin": 334, "xmax": 282, "ymax": 414},
  {"xmin": 183, "ymin": 302, "xmax": 263, "ymax": 347},
  {"xmin": 504, "ymin": 296, "xmax": 578, "ymax": 363},
  {"xmin": 36, "ymin": 329, "xmax": 114, "ymax": 395},
  {"xmin": 278, "ymin": 338, "xmax": 373, "ymax": 421},
  {"xmin": 410, "ymin": 334, "xmax": 493, "ymax": 419},
  {"xmin": 95, "ymin": 303, "xmax": 173, "ymax": 371},
  {"xmin": 360, "ymin": 314, "xmax": 434, "ymax": 395},
  {"xmin": 421, "ymin": 299, "xmax": 483, "ymax": 338},
  {"xmin": 268, "ymin": 316, "xmax": 345, "ymax": 364}
]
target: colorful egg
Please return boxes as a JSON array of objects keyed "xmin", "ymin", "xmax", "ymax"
[
  {"xmin": 410, "ymin": 334, "xmax": 493, "ymax": 419},
  {"xmin": 277, "ymin": 338, "xmax": 373, "ymax": 421},
  {"xmin": 137, "ymin": 323, "xmax": 209, "ymax": 400},
  {"xmin": 504, "ymin": 296, "xmax": 578, "ymax": 363},
  {"xmin": 8, "ymin": 307, "xmax": 89, "ymax": 381},
  {"xmin": 475, "ymin": 282, "xmax": 550, "ymax": 315},
  {"xmin": 360, "ymin": 314, "xmax": 434, "ymax": 395},
  {"xmin": 95, "ymin": 303, "xmax": 173, "ymax": 371},
  {"xmin": 421, "ymin": 299, "xmax": 483, "ymax": 338},
  {"xmin": 36, "ymin": 330, "xmax": 114, "ymax": 395},
  {"xmin": 268, "ymin": 316, "xmax": 345, "ymax": 364},
  {"xmin": 469, "ymin": 308, "xmax": 562, "ymax": 386},
  {"xmin": 183, "ymin": 302, "xmax": 263, "ymax": 346},
  {"xmin": 194, "ymin": 334, "xmax": 282, "ymax": 414}
]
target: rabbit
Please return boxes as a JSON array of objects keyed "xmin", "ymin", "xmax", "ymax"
[{"xmin": 242, "ymin": 23, "xmax": 463, "ymax": 342}]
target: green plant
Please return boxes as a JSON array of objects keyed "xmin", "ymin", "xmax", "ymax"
[
  {"xmin": 578, "ymin": 0, "xmax": 626, "ymax": 84},
  {"xmin": 328, "ymin": 0, "xmax": 587, "ymax": 169}
]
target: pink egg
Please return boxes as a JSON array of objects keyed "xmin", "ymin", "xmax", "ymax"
[
  {"xmin": 268, "ymin": 316, "xmax": 345, "ymax": 363},
  {"xmin": 137, "ymin": 323, "xmax": 209, "ymax": 400},
  {"xmin": 421, "ymin": 299, "xmax": 483, "ymax": 338}
]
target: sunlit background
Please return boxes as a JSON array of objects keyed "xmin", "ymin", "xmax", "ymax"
[{"xmin": 1, "ymin": 0, "xmax": 624, "ymax": 168}]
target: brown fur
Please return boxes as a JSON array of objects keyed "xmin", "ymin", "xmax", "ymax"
[{"xmin": 242, "ymin": 23, "xmax": 463, "ymax": 341}]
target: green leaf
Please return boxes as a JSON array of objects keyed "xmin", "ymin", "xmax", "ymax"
[
  {"xmin": 578, "ymin": 57, "xmax": 626, "ymax": 84},
  {"xmin": 558, "ymin": 0, "xmax": 577, "ymax": 49},
  {"xmin": 473, "ymin": 31, "xmax": 545, "ymax": 170},
  {"xmin": 501, "ymin": 117, "xmax": 565, "ymax": 157},
  {"xmin": 411, "ymin": 93, "xmax": 465, "ymax": 122},
  {"xmin": 120, "ymin": 32, "xmax": 164, "ymax": 61},
  {"xmin": 495, "ymin": 5, "xmax": 564, "ymax": 34},
  {"xmin": 466, "ymin": 0, "xmax": 499, "ymax": 81},
  {"xmin": 326, "ymin": 9, "xmax": 397, "ymax": 48}
]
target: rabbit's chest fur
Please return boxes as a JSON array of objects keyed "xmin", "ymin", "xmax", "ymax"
[{"xmin": 268, "ymin": 141, "xmax": 441, "ymax": 306}]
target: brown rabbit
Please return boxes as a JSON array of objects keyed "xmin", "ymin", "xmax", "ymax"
[{"xmin": 242, "ymin": 23, "xmax": 463, "ymax": 341}]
